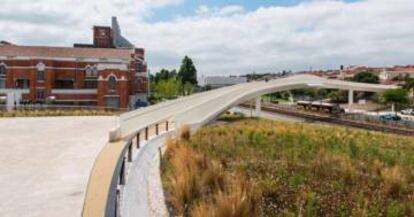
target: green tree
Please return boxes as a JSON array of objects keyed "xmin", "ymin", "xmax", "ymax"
[
  {"xmin": 382, "ymin": 89, "xmax": 410, "ymax": 112},
  {"xmin": 153, "ymin": 69, "xmax": 177, "ymax": 83},
  {"xmin": 178, "ymin": 56, "xmax": 197, "ymax": 85},
  {"xmin": 182, "ymin": 82, "xmax": 194, "ymax": 96},
  {"xmin": 152, "ymin": 78, "xmax": 182, "ymax": 100},
  {"xmin": 403, "ymin": 77, "xmax": 414, "ymax": 91},
  {"xmin": 403, "ymin": 77, "xmax": 414, "ymax": 102},
  {"xmin": 352, "ymin": 71, "xmax": 380, "ymax": 84}
]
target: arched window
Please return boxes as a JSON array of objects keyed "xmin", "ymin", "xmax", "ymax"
[
  {"xmin": 36, "ymin": 62, "xmax": 45, "ymax": 81},
  {"xmin": 92, "ymin": 66, "xmax": 98, "ymax": 77},
  {"xmin": 85, "ymin": 65, "xmax": 98, "ymax": 77},
  {"xmin": 85, "ymin": 65, "xmax": 93, "ymax": 77},
  {"xmin": 108, "ymin": 76, "xmax": 116, "ymax": 91},
  {"xmin": 0, "ymin": 64, "xmax": 6, "ymax": 76}
]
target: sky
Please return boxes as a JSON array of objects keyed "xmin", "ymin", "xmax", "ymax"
[{"xmin": 0, "ymin": 0, "xmax": 414, "ymax": 76}]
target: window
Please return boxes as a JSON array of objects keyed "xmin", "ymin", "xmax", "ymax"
[
  {"xmin": 84, "ymin": 80, "xmax": 97, "ymax": 89},
  {"xmin": 108, "ymin": 76, "xmax": 116, "ymax": 91},
  {"xmin": 37, "ymin": 70, "xmax": 45, "ymax": 81},
  {"xmin": 36, "ymin": 89, "xmax": 45, "ymax": 100},
  {"xmin": 135, "ymin": 58, "xmax": 144, "ymax": 72},
  {"xmin": 0, "ymin": 64, "xmax": 5, "ymax": 89},
  {"xmin": 136, "ymin": 62, "xmax": 142, "ymax": 72},
  {"xmin": 0, "ymin": 64, "xmax": 6, "ymax": 76},
  {"xmin": 85, "ymin": 65, "xmax": 98, "ymax": 77},
  {"xmin": 54, "ymin": 79, "xmax": 74, "ymax": 89},
  {"xmin": 15, "ymin": 79, "xmax": 30, "ymax": 89},
  {"xmin": 36, "ymin": 62, "xmax": 45, "ymax": 81}
]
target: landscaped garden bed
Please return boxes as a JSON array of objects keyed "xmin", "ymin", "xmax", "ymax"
[{"xmin": 161, "ymin": 119, "xmax": 414, "ymax": 217}]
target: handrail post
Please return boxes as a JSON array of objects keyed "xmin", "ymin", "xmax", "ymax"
[
  {"xmin": 145, "ymin": 127, "xmax": 148, "ymax": 140},
  {"xmin": 136, "ymin": 132, "xmax": 140, "ymax": 149},
  {"xmin": 119, "ymin": 157, "xmax": 126, "ymax": 185},
  {"xmin": 156, "ymin": 124, "xmax": 159, "ymax": 135},
  {"xmin": 116, "ymin": 189, "xmax": 120, "ymax": 217},
  {"xmin": 127, "ymin": 142, "xmax": 133, "ymax": 162},
  {"xmin": 166, "ymin": 121, "xmax": 169, "ymax": 131}
]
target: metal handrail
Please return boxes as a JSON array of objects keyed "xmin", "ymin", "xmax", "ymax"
[{"xmin": 82, "ymin": 120, "xmax": 171, "ymax": 217}]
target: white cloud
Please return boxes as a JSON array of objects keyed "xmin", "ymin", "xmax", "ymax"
[
  {"xmin": 194, "ymin": 5, "xmax": 245, "ymax": 17},
  {"xmin": 1, "ymin": 0, "xmax": 414, "ymax": 75},
  {"xmin": 217, "ymin": 5, "xmax": 245, "ymax": 16},
  {"xmin": 195, "ymin": 5, "xmax": 210, "ymax": 16}
]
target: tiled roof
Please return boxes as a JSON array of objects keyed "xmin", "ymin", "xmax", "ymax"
[
  {"xmin": 0, "ymin": 44, "xmax": 133, "ymax": 59},
  {"xmin": 392, "ymin": 67, "xmax": 414, "ymax": 73}
]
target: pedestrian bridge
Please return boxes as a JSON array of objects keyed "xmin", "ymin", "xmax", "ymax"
[{"xmin": 82, "ymin": 74, "xmax": 396, "ymax": 217}]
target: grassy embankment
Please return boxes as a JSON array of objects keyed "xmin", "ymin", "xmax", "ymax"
[
  {"xmin": 0, "ymin": 109, "xmax": 116, "ymax": 117},
  {"xmin": 161, "ymin": 119, "xmax": 414, "ymax": 217}
]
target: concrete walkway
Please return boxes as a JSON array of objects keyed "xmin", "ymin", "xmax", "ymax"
[{"xmin": 0, "ymin": 116, "xmax": 117, "ymax": 217}]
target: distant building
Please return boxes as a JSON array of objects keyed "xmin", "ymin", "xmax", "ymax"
[
  {"xmin": 198, "ymin": 76, "xmax": 247, "ymax": 88},
  {"xmin": 0, "ymin": 17, "xmax": 148, "ymax": 109},
  {"xmin": 379, "ymin": 65, "xmax": 414, "ymax": 81}
]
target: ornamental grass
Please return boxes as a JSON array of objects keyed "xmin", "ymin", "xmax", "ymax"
[{"xmin": 162, "ymin": 119, "xmax": 414, "ymax": 217}]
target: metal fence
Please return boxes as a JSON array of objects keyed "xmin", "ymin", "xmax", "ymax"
[
  {"xmin": 0, "ymin": 104, "xmax": 130, "ymax": 113},
  {"xmin": 343, "ymin": 113, "xmax": 414, "ymax": 129}
]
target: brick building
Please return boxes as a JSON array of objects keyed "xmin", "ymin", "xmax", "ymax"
[{"xmin": 0, "ymin": 17, "xmax": 148, "ymax": 109}]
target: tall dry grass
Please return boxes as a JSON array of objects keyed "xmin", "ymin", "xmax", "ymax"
[
  {"xmin": 381, "ymin": 166, "xmax": 407, "ymax": 198},
  {"xmin": 162, "ymin": 119, "xmax": 414, "ymax": 217},
  {"xmin": 162, "ymin": 134, "xmax": 258, "ymax": 216}
]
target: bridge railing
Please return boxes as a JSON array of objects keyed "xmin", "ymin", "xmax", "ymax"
[{"xmin": 82, "ymin": 120, "xmax": 173, "ymax": 217}]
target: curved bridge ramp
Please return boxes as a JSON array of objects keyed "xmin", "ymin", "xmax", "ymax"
[{"xmin": 82, "ymin": 75, "xmax": 396, "ymax": 217}]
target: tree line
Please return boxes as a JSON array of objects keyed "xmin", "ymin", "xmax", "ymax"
[{"xmin": 149, "ymin": 56, "xmax": 198, "ymax": 102}]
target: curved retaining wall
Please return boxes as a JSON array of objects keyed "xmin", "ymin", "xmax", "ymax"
[{"xmin": 120, "ymin": 131, "xmax": 173, "ymax": 217}]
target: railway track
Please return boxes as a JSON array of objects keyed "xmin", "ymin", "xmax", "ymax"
[{"xmin": 240, "ymin": 103, "xmax": 414, "ymax": 136}]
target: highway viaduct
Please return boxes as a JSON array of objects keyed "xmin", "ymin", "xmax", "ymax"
[{"xmin": 82, "ymin": 74, "xmax": 396, "ymax": 217}]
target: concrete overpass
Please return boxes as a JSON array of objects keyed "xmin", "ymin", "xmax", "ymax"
[
  {"xmin": 115, "ymin": 74, "xmax": 394, "ymax": 140},
  {"xmin": 82, "ymin": 74, "xmax": 396, "ymax": 217}
]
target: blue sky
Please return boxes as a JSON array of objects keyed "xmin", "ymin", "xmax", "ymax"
[{"xmin": 147, "ymin": 0, "xmax": 360, "ymax": 22}]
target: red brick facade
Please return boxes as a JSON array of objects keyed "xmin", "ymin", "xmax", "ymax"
[
  {"xmin": 93, "ymin": 26, "xmax": 114, "ymax": 48},
  {"xmin": 0, "ymin": 18, "xmax": 148, "ymax": 109}
]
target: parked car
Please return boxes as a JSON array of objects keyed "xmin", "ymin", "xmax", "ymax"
[
  {"xmin": 233, "ymin": 111, "xmax": 245, "ymax": 117},
  {"xmin": 380, "ymin": 114, "xmax": 402, "ymax": 121},
  {"xmin": 401, "ymin": 108, "xmax": 414, "ymax": 116},
  {"xmin": 270, "ymin": 99, "xmax": 279, "ymax": 104}
]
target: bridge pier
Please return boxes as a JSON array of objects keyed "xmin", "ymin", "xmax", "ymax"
[
  {"xmin": 255, "ymin": 96, "xmax": 262, "ymax": 117},
  {"xmin": 348, "ymin": 89, "xmax": 354, "ymax": 113}
]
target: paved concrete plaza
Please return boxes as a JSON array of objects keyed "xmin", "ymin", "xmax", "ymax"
[{"xmin": 0, "ymin": 116, "xmax": 117, "ymax": 217}]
